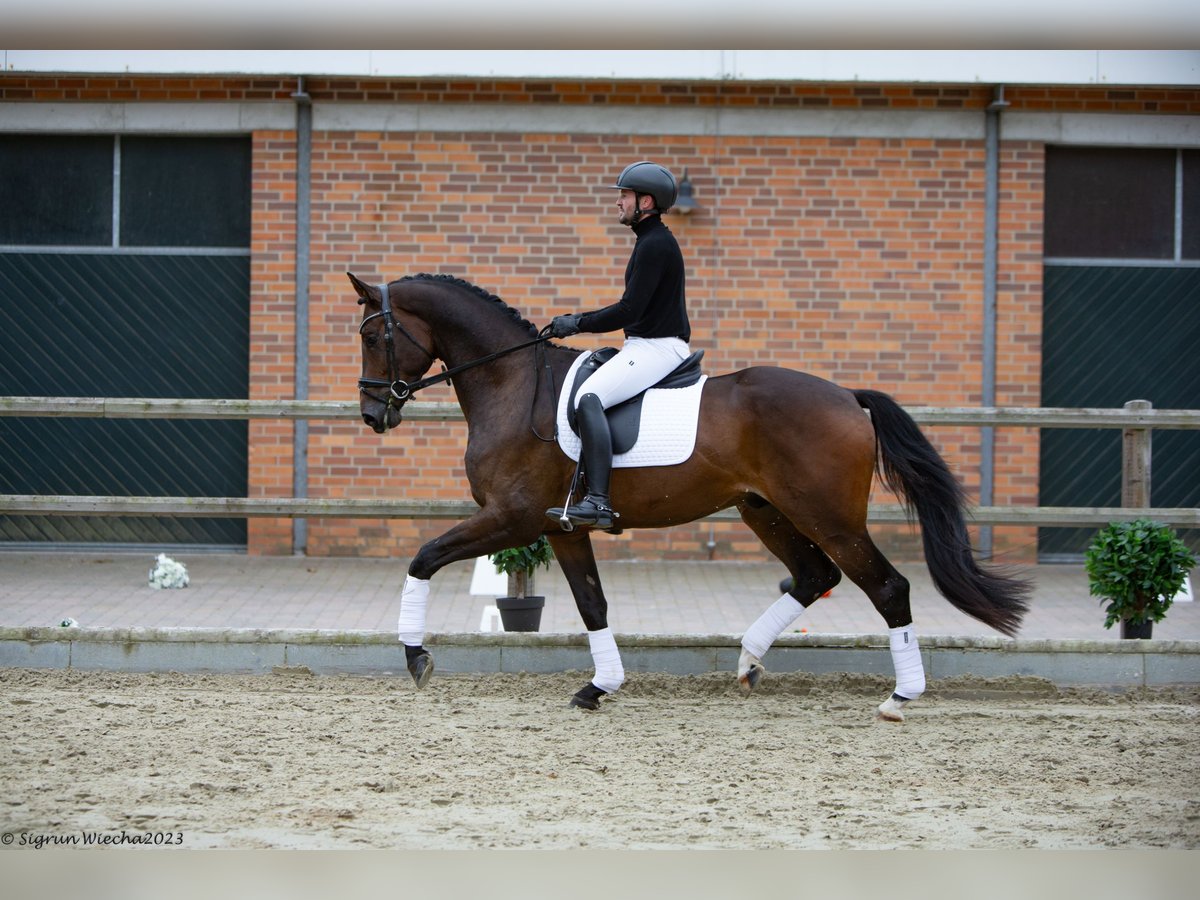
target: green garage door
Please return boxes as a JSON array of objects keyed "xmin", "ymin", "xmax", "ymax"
[
  {"xmin": 1040, "ymin": 265, "xmax": 1200, "ymax": 559},
  {"xmin": 0, "ymin": 135, "xmax": 250, "ymax": 548},
  {"xmin": 1039, "ymin": 147, "xmax": 1200, "ymax": 560}
]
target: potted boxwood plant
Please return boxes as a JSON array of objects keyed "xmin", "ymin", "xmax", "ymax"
[
  {"xmin": 488, "ymin": 535, "xmax": 555, "ymax": 632},
  {"xmin": 1084, "ymin": 518, "xmax": 1196, "ymax": 639}
]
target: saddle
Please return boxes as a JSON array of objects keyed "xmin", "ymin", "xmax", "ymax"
[{"xmin": 565, "ymin": 347, "xmax": 705, "ymax": 455}]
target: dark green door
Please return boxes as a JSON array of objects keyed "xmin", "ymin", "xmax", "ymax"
[
  {"xmin": 0, "ymin": 135, "xmax": 251, "ymax": 548},
  {"xmin": 1039, "ymin": 146, "xmax": 1200, "ymax": 560},
  {"xmin": 1039, "ymin": 265, "xmax": 1200, "ymax": 559}
]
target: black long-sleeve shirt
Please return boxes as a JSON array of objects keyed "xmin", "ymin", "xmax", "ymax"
[{"xmin": 578, "ymin": 215, "xmax": 690, "ymax": 342}]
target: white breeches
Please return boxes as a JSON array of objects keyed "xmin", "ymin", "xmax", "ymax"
[{"xmin": 574, "ymin": 336, "xmax": 690, "ymax": 410}]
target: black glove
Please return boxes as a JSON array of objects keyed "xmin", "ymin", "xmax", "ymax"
[{"xmin": 549, "ymin": 314, "xmax": 582, "ymax": 338}]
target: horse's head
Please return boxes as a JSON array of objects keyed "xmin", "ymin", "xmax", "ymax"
[{"xmin": 349, "ymin": 272, "xmax": 437, "ymax": 433}]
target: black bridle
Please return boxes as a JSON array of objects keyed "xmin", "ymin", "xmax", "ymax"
[{"xmin": 357, "ymin": 281, "xmax": 554, "ymax": 414}]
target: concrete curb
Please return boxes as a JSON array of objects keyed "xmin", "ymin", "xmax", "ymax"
[{"xmin": 2, "ymin": 627, "xmax": 1198, "ymax": 688}]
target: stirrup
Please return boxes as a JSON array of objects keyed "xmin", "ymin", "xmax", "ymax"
[{"xmin": 546, "ymin": 496, "xmax": 618, "ymax": 530}]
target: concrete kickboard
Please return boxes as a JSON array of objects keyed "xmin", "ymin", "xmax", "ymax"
[{"xmin": 1, "ymin": 627, "xmax": 1197, "ymax": 689}]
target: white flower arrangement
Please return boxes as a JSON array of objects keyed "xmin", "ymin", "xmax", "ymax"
[{"xmin": 148, "ymin": 553, "xmax": 189, "ymax": 589}]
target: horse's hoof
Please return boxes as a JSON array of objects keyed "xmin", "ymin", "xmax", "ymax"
[
  {"xmin": 569, "ymin": 683, "xmax": 607, "ymax": 711},
  {"xmin": 737, "ymin": 648, "xmax": 764, "ymax": 693},
  {"xmin": 877, "ymin": 694, "xmax": 909, "ymax": 722},
  {"xmin": 407, "ymin": 652, "xmax": 434, "ymax": 689},
  {"xmin": 738, "ymin": 663, "xmax": 764, "ymax": 693}
]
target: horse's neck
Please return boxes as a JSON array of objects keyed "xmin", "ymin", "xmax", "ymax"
[
  {"xmin": 405, "ymin": 284, "xmax": 575, "ymax": 424},
  {"xmin": 419, "ymin": 293, "xmax": 525, "ymax": 365},
  {"xmin": 431, "ymin": 311, "xmax": 532, "ymax": 410},
  {"xmin": 449, "ymin": 339, "xmax": 576, "ymax": 431}
]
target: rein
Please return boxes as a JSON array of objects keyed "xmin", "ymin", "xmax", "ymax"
[{"xmin": 358, "ymin": 281, "xmax": 554, "ymax": 409}]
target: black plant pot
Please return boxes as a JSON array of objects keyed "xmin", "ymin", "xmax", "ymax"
[
  {"xmin": 1120, "ymin": 619, "xmax": 1153, "ymax": 640},
  {"xmin": 496, "ymin": 595, "xmax": 545, "ymax": 632}
]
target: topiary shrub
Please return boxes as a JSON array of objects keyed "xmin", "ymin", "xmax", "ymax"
[{"xmin": 1084, "ymin": 518, "xmax": 1196, "ymax": 630}]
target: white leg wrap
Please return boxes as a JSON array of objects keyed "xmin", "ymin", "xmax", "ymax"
[
  {"xmin": 587, "ymin": 627, "xmax": 625, "ymax": 694},
  {"xmin": 741, "ymin": 593, "xmax": 806, "ymax": 659},
  {"xmin": 889, "ymin": 624, "xmax": 926, "ymax": 700},
  {"xmin": 397, "ymin": 575, "xmax": 430, "ymax": 647}
]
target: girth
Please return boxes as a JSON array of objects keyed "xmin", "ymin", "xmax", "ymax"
[{"xmin": 565, "ymin": 348, "xmax": 705, "ymax": 455}]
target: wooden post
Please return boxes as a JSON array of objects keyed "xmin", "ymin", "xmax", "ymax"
[{"xmin": 1122, "ymin": 399, "xmax": 1153, "ymax": 509}]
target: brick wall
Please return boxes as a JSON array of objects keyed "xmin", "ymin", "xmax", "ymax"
[
  {"xmin": 249, "ymin": 131, "xmax": 300, "ymax": 553},
  {"xmin": 3, "ymin": 74, "xmax": 1187, "ymax": 563},
  {"xmin": 5, "ymin": 75, "xmax": 1200, "ymax": 114},
  {"xmin": 285, "ymin": 128, "xmax": 1048, "ymax": 562}
]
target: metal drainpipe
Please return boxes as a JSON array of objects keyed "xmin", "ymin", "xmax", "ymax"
[
  {"xmin": 292, "ymin": 77, "xmax": 312, "ymax": 556},
  {"xmin": 979, "ymin": 85, "xmax": 1008, "ymax": 559}
]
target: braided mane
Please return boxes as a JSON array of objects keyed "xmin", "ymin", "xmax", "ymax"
[{"xmin": 402, "ymin": 273, "xmax": 539, "ymax": 338}]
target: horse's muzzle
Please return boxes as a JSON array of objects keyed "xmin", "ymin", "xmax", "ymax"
[{"xmin": 360, "ymin": 398, "xmax": 402, "ymax": 433}]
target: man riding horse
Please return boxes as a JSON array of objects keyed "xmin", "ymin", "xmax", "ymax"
[
  {"xmin": 546, "ymin": 161, "xmax": 692, "ymax": 532},
  {"xmin": 352, "ymin": 160, "xmax": 1029, "ymax": 719}
]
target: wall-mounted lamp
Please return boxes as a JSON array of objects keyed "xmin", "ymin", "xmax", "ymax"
[{"xmin": 672, "ymin": 169, "xmax": 697, "ymax": 215}]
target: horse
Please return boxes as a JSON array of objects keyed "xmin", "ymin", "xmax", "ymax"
[{"xmin": 351, "ymin": 272, "xmax": 1030, "ymax": 720}]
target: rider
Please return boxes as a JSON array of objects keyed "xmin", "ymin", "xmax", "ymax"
[{"xmin": 546, "ymin": 161, "xmax": 692, "ymax": 530}]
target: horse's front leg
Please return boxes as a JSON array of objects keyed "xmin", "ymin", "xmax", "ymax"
[
  {"xmin": 399, "ymin": 508, "xmax": 541, "ymax": 689},
  {"xmin": 547, "ymin": 530, "xmax": 624, "ymax": 710}
]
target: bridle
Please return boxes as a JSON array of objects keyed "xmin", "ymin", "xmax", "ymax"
[
  {"xmin": 357, "ymin": 280, "xmax": 555, "ymax": 417},
  {"xmin": 358, "ymin": 282, "xmax": 437, "ymax": 409}
]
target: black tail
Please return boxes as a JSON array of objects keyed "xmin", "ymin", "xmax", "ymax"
[{"xmin": 854, "ymin": 389, "xmax": 1030, "ymax": 637}]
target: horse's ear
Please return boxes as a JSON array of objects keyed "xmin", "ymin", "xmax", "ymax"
[{"xmin": 347, "ymin": 272, "xmax": 373, "ymax": 302}]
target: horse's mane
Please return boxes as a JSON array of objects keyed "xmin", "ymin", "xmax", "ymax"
[{"xmin": 402, "ymin": 273, "xmax": 540, "ymax": 338}]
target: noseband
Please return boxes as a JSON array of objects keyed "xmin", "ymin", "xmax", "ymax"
[{"xmin": 358, "ymin": 280, "xmax": 554, "ymax": 414}]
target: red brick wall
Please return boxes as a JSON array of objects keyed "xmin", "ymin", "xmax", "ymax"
[
  {"xmin": 6, "ymin": 75, "xmax": 1200, "ymax": 114},
  {"xmin": 4, "ymin": 74, "xmax": 1189, "ymax": 562},
  {"xmin": 283, "ymin": 129, "xmax": 1048, "ymax": 562},
  {"xmin": 249, "ymin": 131, "xmax": 300, "ymax": 553}
]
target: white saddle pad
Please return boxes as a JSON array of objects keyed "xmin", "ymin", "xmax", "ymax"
[{"xmin": 556, "ymin": 352, "xmax": 708, "ymax": 468}]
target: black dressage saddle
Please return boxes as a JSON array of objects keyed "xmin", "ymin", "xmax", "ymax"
[{"xmin": 564, "ymin": 348, "xmax": 705, "ymax": 454}]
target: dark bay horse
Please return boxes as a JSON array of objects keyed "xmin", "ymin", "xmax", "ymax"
[{"xmin": 351, "ymin": 272, "xmax": 1029, "ymax": 720}]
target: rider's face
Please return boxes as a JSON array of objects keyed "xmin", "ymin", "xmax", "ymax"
[{"xmin": 616, "ymin": 189, "xmax": 642, "ymax": 225}]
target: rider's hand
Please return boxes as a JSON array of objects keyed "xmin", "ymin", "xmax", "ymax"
[{"xmin": 549, "ymin": 314, "xmax": 582, "ymax": 338}]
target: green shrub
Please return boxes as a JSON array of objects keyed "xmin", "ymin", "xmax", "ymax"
[
  {"xmin": 1084, "ymin": 518, "xmax": 1196, "ymax": 629},
  {"xmin": 488, "ymin": 536, "xmax": 554, "ymax": 599}
]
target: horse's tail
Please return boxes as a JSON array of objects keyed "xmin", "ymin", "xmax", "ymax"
[{"xmin": 853, "ymin": 389, "xmax": 1030, "ymax": 637}]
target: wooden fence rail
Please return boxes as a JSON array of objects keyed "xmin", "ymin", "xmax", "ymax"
[
  {"xmin": 2, "ymin": 396, "xmax": 1198, "ymax": 528},
  {"xmin": 0, "ymin": 495, "xmax": 1196, "ymax": 528},
  {"xmin": 3, "ymin": 396, "xmax": 1200, "ymax": 428}
]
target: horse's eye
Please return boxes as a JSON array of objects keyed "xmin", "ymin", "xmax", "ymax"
[{"xmin": 362, "ymin": 333, "xmax": 378, "ymax": 348}]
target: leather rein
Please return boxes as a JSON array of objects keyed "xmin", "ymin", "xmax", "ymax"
[{"xmin": 357, "ymin": 281, "xmax": 553, "ymax": 413}]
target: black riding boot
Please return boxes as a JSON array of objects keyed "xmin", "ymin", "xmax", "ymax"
[{"xmin": 547, "ymin": 392, "xmax": 617, "ymax": 530}]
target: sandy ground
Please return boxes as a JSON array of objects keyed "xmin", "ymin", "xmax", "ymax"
[{"xmin": 1, "ymin": 667, "xmax": 1198, "ymax": 850}]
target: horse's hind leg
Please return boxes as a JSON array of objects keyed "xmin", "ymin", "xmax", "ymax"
[
  {"xmin": 818, "ymin": 530, "xmax": 926, "ymax": 722},
  {"xmin": 736, "ymin": 498, "xmax": 842, "ymax": 691},
  {"xmin": 546, "ymin": 530, "xmax": 624, "ymax": 710}
]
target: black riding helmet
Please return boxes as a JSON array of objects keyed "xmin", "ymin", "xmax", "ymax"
[{"xmin": 611, "ymin": 161, "xmax": 678, "ymax": 220}]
